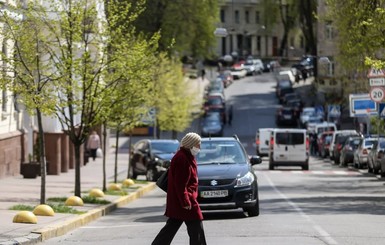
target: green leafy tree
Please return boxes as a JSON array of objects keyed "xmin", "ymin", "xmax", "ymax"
[
  {"xmin": 129, "ymin": 0, "xmax": 219, "ymax": 59},
  {"xmin": 0, "ymin": 3, "xmax": 61, "ymax": 204},
  {"xmin": 154, "ymin": 54, "xmax": 195, "ymax": 139}
]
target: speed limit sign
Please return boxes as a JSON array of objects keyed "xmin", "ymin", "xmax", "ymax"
[{"xmin": 370, "ymin": 87, "xmax": 385, "ymax": 102}]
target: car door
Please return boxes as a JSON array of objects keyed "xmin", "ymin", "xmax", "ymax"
[
  {"xmin": 274, "ymin": 131, "xmax": 306, "ymax": 162},
  {"xmin": 131, "ymin": 141, "xmax": 148, "ymax": 173}
]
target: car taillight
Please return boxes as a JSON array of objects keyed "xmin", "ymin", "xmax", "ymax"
[
  {"xmin": 306, "ymin": 138, "xmax": 309, "ymax": 151},
  {"xmin": 337, "ymin": 144, "xmax": 342, "ymax": 151},
  {"xmin": 256, "ymin": 138, "xmax": 260, "ymax": 146},
  {"xmin": 362, "ymin": 149, "xmax": 368, "ymax": 155},
  {"xmin": 270, "ymin": 137, "xmax": 274, "ymax": 150}
]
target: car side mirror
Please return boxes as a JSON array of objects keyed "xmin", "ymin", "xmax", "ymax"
[{"xmin": 250, "ymin": 155, "xmax": 262, "ymax": 165}]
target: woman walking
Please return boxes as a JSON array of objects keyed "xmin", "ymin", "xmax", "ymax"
[{"xmin": 152, "ymin": 132, "xmax": 207, "ymax": 245}]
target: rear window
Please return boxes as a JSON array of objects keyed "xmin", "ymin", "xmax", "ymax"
[
  {"xmin": 276, "ymin": 132, "xmax": 304, "ymax": 145},
  {"xmin": 364, "ymin": 140, "xmax": 375, "ymax": 147}
]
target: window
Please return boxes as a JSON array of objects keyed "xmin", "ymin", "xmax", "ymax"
[
  {"xmin": 220, "ymin": 9, "xmax": 225, "ymax": 23},
  {"xmin": 256, "ymin": 36, "xmax": 261, "ymax": 52},
  {"xmin": 255, "ymin": 11, "xmax": 260, "ymax": 24},
  {"xmin": 276, "ymin": 133, "xmax": 304, "ymax": 145},
  {"xmin": 325, "ymin": 22, "xmax": 334, "ymax": 40},
  {"xmin": 245, "ymin": 10, "xmax": 249, "ymax": 23},
  {"xmin": 235, "ymin": 10, "xmax": 239, "ymax": 24}
]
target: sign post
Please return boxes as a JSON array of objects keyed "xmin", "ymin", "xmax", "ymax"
[{"xmin": 368, "ymin": 68, "xmax": 385, "ymax": 137}]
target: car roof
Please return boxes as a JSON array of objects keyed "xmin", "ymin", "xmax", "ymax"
[
  {"xmin": 272, "ymin": 128, "xmax": 307, "ymax": 133},
  {"xmin": 146, "ymin": 139, "xmax": 179, "ymax": 143}
]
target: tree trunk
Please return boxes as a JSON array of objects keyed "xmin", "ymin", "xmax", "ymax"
[
  {"xmin": 74, "ymin": 142, "xmax": 81, "ymax": 197},
  {"xmin": 36, "ymin": 108, "xmax": 47, "ymax": 204},
  {"xmin": 279, "ymin": 32, "xmax": 288, "ymax": 57},
  {"xmin": 127, "ymin": 132, "xmax": 133, "ymax": 179},
  {"xmin": 102, "ymin": 122, "xmax": 107, "ymax": 191},
  {"xmin": 114, "ymin": 127, "xmax": 120, "ymax": 183}
]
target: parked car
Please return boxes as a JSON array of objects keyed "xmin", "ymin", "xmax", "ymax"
[
  {"xmin": 339, "ymin": 136, "xmax": 363, "ymax": 166},
  {"xmin": 329, "ymin": 130, "xmax": 359, "ymax": 160},
  {"xmin": 332, "ymin": 132, "xmax": 361, "ymax": 164},
  {"xmin": 276, "ymin": 106, "xmax": 297, "ymax": 127},
  {"xmin": 243, "ymin": 59, "xmax": 263, "ymax": 75},
  {"xmin": 205, "ymin": 79, "xmax": 225, "ymax": 98},
  {"xmin": 291, "ymin": 56, "xmax": 315, "ymax": 80},
  {"xmin": 353, "ymin": 136, "xmax": 376, "ymax": 169},
  {"xmin": 129, "ymin": 139, "xmax": 179, "ymax": 181},
  {"xmin": 268, "ymin": 128, "xmax": 309, "ymax": 170},
  {"xmin": 217, "ymin": 70, "xmax": 233, "ymax": 88},
  {"xmin": 196, "ymin": 136, "xmax": 262, "ymax": 217},
  {"xmin": 282, "ymin": 92, "xmax": 301, "ymax": 105},
  {"xmin": 279, "ymin": 70, "xmax": 297, "ymax": 84},
  {"xmin": 255, "ymin": 128, "xmax": 274, "ymax": 157},
  {"xmin": 200, "ymin": 112, "xmax": 224, "ymax": 137},
  {"xmin": 318, "ymin": 131, "xmax": 334, "ymax": 158},
  {"xmin": 300, "ymin": 107, "xmax": 316, "ymax": 127},
  {"xmin": 230, "ymin": 63, "xmax": 247, "ymax": 79},
  {"xmin": 285, "ymin": 99, "xmax": 304, "ymax": 119},
  {"xmin": 368, "ymin": 138, "xmax": 385, "ymax": 174},
  {"xmin": 276, "ymin": 80, "xmax": 294, "ymax": 103}
]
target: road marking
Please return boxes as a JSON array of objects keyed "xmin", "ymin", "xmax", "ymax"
[
  {"xmin": 260, "ymin": 170, "xmax": 360, "ymax": 176},
  {"xmin": 263, "ymin": 172, "xmax": 338, "ymax": 245}
]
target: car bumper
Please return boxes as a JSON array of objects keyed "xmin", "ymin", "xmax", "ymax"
[{"xmin": 198, "ymin": 185, "xmax": 258, "ymax": 210}]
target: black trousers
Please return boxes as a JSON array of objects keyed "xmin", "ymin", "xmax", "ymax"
[
  {"xmin": 90, "ymin": 149, "xmax": 97, "ymax": 160},
  {"xmin": 152, "ymin": 218, "xmax": 207, "ymax": 245}
]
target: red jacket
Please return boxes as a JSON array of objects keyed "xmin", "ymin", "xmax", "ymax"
[{"xmin": 165, "ymin": 147, "xmax": 203, "ymax": 221}]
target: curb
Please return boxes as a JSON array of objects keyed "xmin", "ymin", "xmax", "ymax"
[{"xmin": 1, "ymin": 182, "xmax": 157, "ymax": 245}]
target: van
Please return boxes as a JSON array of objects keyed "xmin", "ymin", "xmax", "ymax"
[
  {"xmin": 255, "ymin": 128, "xmax": 274, "ymax": 157},
  {"xmin": 268, "ymin": 128, "xmax": 309, "ymax": 170},
  {"xmin": 314, "ymin": 122, "xmax": 336, "ymax": 135}
]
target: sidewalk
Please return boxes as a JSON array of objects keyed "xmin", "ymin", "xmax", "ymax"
[
  {"xmin": 0, "ymin": 67, "xmax": 212, "ymax": 245},
  {"xmin": 0, "ymin": 136, "xmax": 156, "ymax": 245}
]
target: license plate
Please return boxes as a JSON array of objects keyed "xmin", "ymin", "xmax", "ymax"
[
  {"xmin": 284, "ymin": 115, "xmax": 291, "ymax": 119},
  {"xmin": 200, "ymin": 190, "xmax": 228, "ymax": 198}
]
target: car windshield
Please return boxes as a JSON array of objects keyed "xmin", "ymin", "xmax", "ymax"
[
  {"xmin": 245, "ymin": 60, "xmax": 253, "ymax": 65},
  {"xmin": 207, "ymin": 97, "xmax": 223, "ymax": 105},
  {"xmin": 380, "ymin": 141, "xmax": 385, "ymax": 148},
  {"xmin": 151, "ymin": 142, "xmax": 179, "ymax": 154},
  {"xmin": 365, "ymin": 140, "xmax": 375, "ymax": 147},
  {"xmin": 196, "ymin": 141, "xmax": 247, "ymax": 164}
]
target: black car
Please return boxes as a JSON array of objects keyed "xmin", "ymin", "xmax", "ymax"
[
  {"xmin": 129, "ymin": 139, "xmax": 179, "ymax": 181},
  {"xmin": 200, "ymin": 112, "xmax": 224, "ymax": 137},
  {"xmin": 276, "ymin": 80, "xmax": 294, "ymax": 103},
  {"xmin": 196, "ymin": 136, "xmax": 262, "ymax": 217},
  {"xmin": 276, "ymin": 106, "xmax": 297, "ymax": 127}
]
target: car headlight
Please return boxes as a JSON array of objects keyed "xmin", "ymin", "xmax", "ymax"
[{"xmin": 235, "ymin": 172, "xmax": 255, "ymax": 188}]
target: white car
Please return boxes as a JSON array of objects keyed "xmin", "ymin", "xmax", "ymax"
[
  {"xmin": 300, "ymin": 107, "xmax": 316, "ymax": 127},
  {"xmin": 279, "ymin": 70, "xmax": 297, "ymax": 84},
  {"xmin": 230, "ymin": 65, "xmax": 247, "ymax": 79}
]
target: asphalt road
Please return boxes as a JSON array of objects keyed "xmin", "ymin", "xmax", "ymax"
[{"xmin": 41, "ymin": 73, "xmax": 385, "ymax": 245}]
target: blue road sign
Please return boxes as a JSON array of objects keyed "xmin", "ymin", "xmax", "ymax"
[
  {"xmin": 328, "ymin": 105, "xmax": 341, "ymax": 117},
  {"xmin": 379, "ymin": 103, "xmax": 385, "ymax": 118},
  {"xmin": 349, "ymin": 94, "xmax": 378, "ymax": 117}
]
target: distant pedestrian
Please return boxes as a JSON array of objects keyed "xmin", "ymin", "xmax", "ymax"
[
  {"xmin": 87, "ymin": 131, "xmax": 100, "ymax": 161},
  {"xmin": 228, "ymin": 105, "xmax": 233, "ymax": 126},
  {"xmin": 152, "ymin": 132, "xmax": 207, "ymax": 245}
]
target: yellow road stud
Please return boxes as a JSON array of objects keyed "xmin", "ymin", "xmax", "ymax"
[
  {"xmin": 33, "ymin": 204, "xmax": 55, "ymax": 216},
  {"xmin": 13, "ymin": 211, "xmax": 37, "ymax": 224},
  {"xmin": 65, "ymin": 196, "xmax": 84, "ymax": 206},
  {"xmin": 89, "ymin": 188, "xmax": 104, "ymax": 198}
]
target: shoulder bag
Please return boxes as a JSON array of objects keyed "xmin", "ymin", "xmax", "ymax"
[{"xmin": 156, "ymin": 169, "xmax": 168, "ymax": 192}]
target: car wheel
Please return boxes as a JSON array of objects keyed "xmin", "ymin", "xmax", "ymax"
[
  {"xmin": 244, "ymin": 194, "xmax": 259, "ymax": 217},
  {"xmin": 146, "ymin": 167, "xmax": 157, "ymax": 182},
  {"xmin": 302, "ymin": 160, "xmax": 309, "ymax": 170}
]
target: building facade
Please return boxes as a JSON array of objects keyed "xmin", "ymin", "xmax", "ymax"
[{"xmin": 215, "ymin": 0, "xmax": 305, "ymax": 60}]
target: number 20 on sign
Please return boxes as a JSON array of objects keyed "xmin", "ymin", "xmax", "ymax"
[{"xmin": 370, "ymin": 87, "xmax": 385, "ymax": 102}]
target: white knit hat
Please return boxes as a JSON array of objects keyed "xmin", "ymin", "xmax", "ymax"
[{"xmin": 181, "ymin": 132, "xmax": 201, "ymax": 149}]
